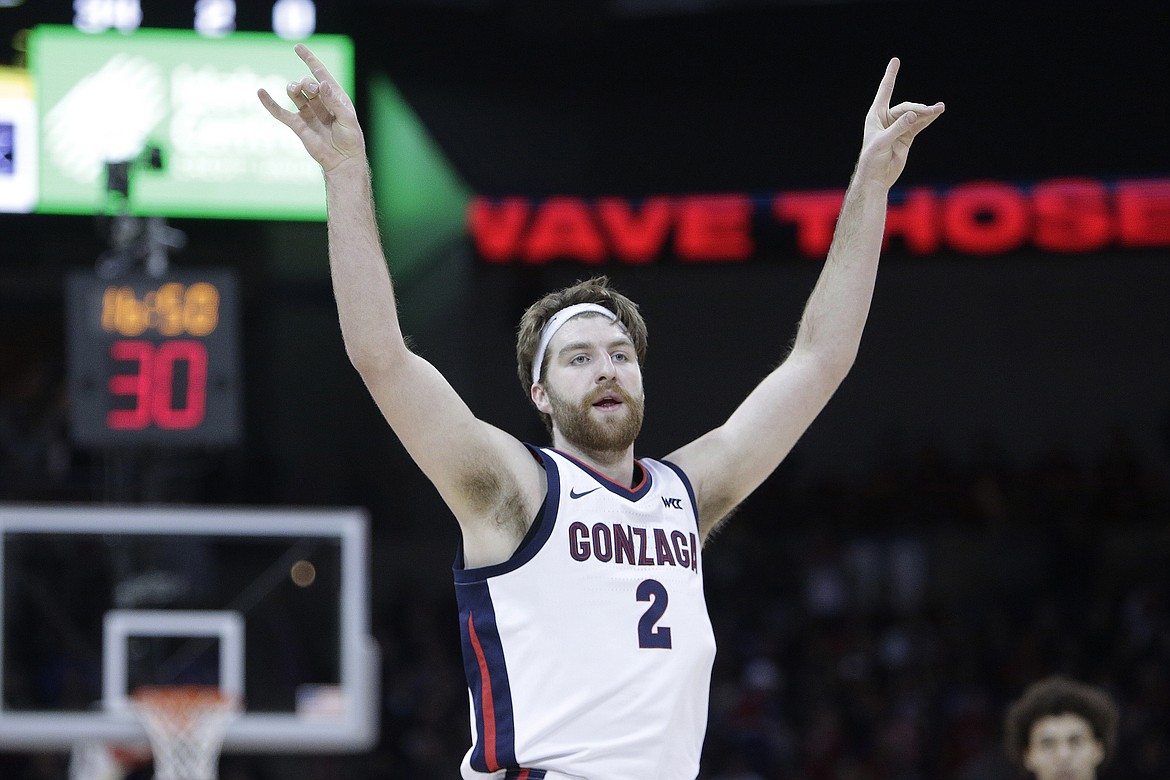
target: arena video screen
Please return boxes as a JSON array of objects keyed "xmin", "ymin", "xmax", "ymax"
[{"xmin": 25, "ymin": 25, "xmax": 353, "ymax": 220}]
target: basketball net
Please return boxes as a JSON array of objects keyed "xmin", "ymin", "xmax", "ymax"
[{"xmin": 130, "ymin": 685, "xmax": 240, "ymax": 780}]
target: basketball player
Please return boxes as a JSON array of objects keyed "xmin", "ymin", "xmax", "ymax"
[
  {"xmin": 1003, "ymin": 676, "xmax": 1119, "ymax": 780},
  {"xmin": 260, "ymin": 45, "xmax": 943, "ymax": 779}
]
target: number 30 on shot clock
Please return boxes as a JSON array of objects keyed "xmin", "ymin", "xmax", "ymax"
[{"xmin": 66, "ymin": 270, "xmax": 241, "ymax": 447}]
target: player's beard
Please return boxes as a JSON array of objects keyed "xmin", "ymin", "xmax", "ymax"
[{"xmin": 547, "ymin": 382, "xmax": 644, "ymax": 455}]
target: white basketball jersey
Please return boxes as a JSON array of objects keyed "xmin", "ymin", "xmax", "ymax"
[{"xmin": 454, "ymin": 446, "xmax": 717, "ymax": 780}]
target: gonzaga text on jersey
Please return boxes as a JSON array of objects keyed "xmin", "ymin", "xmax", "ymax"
[{"xmin": 567, "ymin": 521, "xmax": 700, "ymax": 572}]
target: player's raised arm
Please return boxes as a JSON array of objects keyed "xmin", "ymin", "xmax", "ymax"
[
  {"xmin": 666, "ymin": 58, "xmax": 944, "ymax": 539},
  {"xmin": 257, "ymin": 45, "xmax": 391, "ymax": 371},
  {"xmin": 259, "ymin": 47, "xmax": 545, "ymax": 565}
]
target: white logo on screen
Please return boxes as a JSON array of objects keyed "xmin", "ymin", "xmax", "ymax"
[{"xmin": 44, "ymin": 54, "xmax": 166, "ymax": 183}]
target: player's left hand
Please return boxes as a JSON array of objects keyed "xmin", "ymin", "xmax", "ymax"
[{"xmin": 855, "ymin": 58, "xmax": 944, "ymax": 189}]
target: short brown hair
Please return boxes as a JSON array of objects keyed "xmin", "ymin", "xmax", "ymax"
[
  {"xmin": 1003, "ymin": 676, "xmax": 1119, "ymax": 772},
  {"xmin": 516, "ymin": 276, "xmax": 648, "ymax": 433}
]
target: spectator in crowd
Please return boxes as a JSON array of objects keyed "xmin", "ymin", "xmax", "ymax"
[{"xmin": 1003, "ymin": 676, "xmax": 1119, "ymax": 780}]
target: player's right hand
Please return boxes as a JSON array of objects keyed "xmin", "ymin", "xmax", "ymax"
[{"xmin": 257, "ymin": 44, "xmax": 365, "ymax": 173}]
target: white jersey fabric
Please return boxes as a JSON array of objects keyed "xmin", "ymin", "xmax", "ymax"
[{"xmin": 454, "ymin": 446, "xmax": 717, "ymax": 780}]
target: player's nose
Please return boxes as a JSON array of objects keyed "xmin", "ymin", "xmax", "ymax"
[{"xmin": 595, "ymin": 353, "xmax": 616, "ymax": 381}]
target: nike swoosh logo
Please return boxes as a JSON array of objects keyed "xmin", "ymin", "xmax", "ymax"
[{"xmin": 569, "ymin": 487, "xmax": 601, "ymax": 499}]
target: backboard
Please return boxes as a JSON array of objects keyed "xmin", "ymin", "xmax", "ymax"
[{"xmin": 0, "ymin": 505, "xmax": 378, "ymax": 752}]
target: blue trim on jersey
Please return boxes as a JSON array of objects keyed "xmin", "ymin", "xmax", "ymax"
[
  {"xmin": 453, "ymin": 445, "xmax": 561, "ymax": 583},
  {"xmin": 456, "ymin": 580, "xmax": 518, "ymax": 772},
  {"xmin": 551, "ymin": 447, "xmax": 653, "ymax": 501},
  {"xmin": 660, "ymin": 459, "xmax": 702, "ymax": 535}
]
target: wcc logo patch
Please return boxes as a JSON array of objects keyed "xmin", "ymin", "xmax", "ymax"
[{"xmin": 662, "ymin": 496, "xmax": 684, "ymax": 510}]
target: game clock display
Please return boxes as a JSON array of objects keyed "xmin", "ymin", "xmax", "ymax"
[{"xmin": 66, "ymin": 270, "xmax": 241, "ymax": 446}]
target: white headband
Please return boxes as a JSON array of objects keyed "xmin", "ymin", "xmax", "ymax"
[{"xmin": 531, "ymin": 303, "xmax": 618, "ymax": 385}]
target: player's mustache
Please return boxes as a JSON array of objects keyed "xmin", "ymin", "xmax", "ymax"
[{"xmin": 586, "ymin": 382, "xmax": 633, "ymax": 405}]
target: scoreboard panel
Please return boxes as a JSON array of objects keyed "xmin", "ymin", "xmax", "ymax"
[{"xmin": 66, "ymin": 269, "xmax": 242, "ymax": 447}]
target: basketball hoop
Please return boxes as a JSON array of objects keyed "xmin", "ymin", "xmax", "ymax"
[{"xmin": 130, "ymin": 685, "xmax": 240, "ymax": 780}]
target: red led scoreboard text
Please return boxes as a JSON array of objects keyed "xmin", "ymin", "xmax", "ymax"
[
  {"xmin": 470, "ymin": 177, "xmax": 1170, "ymax": 264},
  {"xmin": 66, "ymin": 270, "xmax": 241, "ymax": 447}
]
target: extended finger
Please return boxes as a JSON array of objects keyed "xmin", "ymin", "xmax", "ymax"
[
  {"xmin": 258, "ymin": 88, "xmax": 297, "ymax": 126},
  {"xmin": 295, "ymin": 44, "xmax": 339, "ymax": 90},
  {"xmin": 870, "ymin": 57, "xmax": 900, "ymax": 113}
]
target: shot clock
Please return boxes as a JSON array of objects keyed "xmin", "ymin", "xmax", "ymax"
[{"xmin": 66, "ymin": 270, "xmax": 241, "ymax": 447}]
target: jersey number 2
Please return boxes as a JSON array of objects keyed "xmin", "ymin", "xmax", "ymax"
[{"xmin": 636, "ymin": 579, "xmax": 672, "ymax": 649}]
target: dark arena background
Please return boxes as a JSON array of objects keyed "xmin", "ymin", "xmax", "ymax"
[{"xmin": 2, "ymin": 1, "xmax": 1169, "ymax": 778}]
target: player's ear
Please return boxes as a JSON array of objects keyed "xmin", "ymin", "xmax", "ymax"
[{"xmin": 531, "ymin": 383, "xmax": 552, "ymax": 414}]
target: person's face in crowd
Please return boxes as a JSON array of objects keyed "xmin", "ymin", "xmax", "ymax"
[
  {"xmin": 1023, "ymin": 713, "xmax": 1105, "ymax": 780},
  {"xmin": 535, "ymin": 315, "xmax": 644, "ymax": 454}
]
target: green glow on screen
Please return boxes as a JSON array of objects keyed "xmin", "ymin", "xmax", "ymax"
[{"xmin": 29, "ymin": 26, "xmax": 354, "ymax": 220}]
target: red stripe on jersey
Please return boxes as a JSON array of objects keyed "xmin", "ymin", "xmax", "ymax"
[
  {"xmin": 518, "ymin": 770, "xmax": 530, "ymax": 780},
  {"xmin": 467, "ymin": 612, "xmax": 499, "ymax": 771}
]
